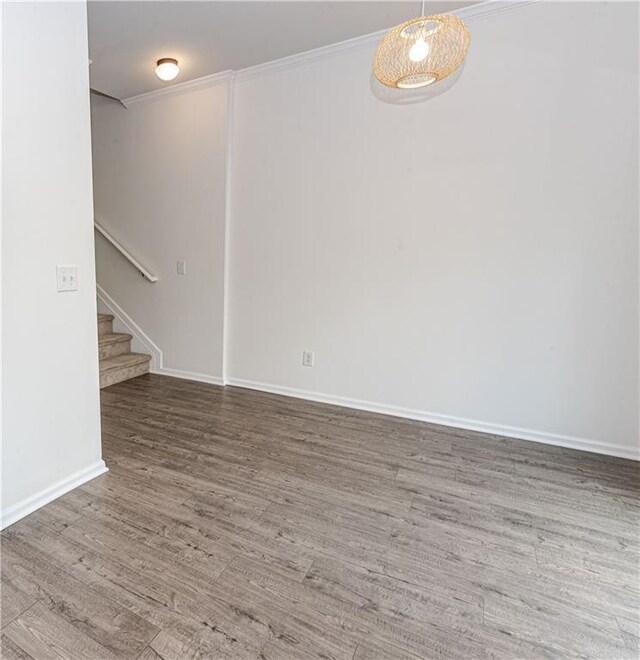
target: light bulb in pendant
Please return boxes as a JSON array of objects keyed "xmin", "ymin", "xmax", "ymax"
[{"xmin": 409, "ymin": 37, "xmax": 429, "ymax": 62}]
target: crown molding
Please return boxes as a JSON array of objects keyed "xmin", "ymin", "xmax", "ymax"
[
  {"xmin": 461, "ymin": 0, "xmax": 549, "ymax": 23},
  {"xmin": 121, "ymin": 1, "xmax": 542, "ymax": 106},
  {"xmin": 235, "ymin": 0, "xmax": 542, "ymax": 82},
  {"xmin": 234, "ymin": 27, "xmax": 382, "ymax": 83},
  {"xmin": 122, "ymin": 70, "xmax": 235, "ymax": 108}
]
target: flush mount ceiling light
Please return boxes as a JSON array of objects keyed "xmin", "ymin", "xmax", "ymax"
[
  {"xmin": 373, "ymin": 1, "xmax": 470, "ymax": 90},
  {"xmin": 155, "ymin": 58, "xmax": 180, "ymax": 81}
]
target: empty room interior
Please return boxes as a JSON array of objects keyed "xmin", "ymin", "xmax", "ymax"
[{"xmin": 1, "ymin": 0, "xmax": 639, "ymax": 658}]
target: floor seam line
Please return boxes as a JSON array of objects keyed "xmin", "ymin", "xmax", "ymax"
[{"xmin": 134, "ymin": 630, "xmax": 162, "ymax": 659}]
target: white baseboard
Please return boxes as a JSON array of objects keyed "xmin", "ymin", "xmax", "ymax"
[
  {"xmin": 97, "ymin": 284, "xmax": 163, "ymax": 371},
  {"xmin": 151, "ymin": 367, "xmax": 224, "ymax": 386},
  {"xmin": 1, "ymin": 460, "xmax": 108, "ymax": 530},
  {"xmin": 226, "ymin": 378, "xmax": 639, "ymax": 461},
  {"xmin": 93, "ymin": 283, "xmax": 639, "ymax": 462}
]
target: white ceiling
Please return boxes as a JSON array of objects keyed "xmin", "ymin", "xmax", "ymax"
[{"xmin": 88, "ymin": 1, "xmax": 477, "ymax": 99}]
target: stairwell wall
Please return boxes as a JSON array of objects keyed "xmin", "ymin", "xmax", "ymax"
[{"xmin": 91, "ymin": 81, "xmax": 230, "ymax": 383}]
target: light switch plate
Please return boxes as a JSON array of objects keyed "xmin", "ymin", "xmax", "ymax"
[{"xmin": 56, "ymin": 265, "xmax": 78, "ymax": 292}]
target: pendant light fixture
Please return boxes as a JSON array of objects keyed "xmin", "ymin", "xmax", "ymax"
[{"xmin": 373, "ymin": 0, "xmax": 470, "ymax": 89}]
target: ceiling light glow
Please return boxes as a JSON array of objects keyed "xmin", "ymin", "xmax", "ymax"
[{"xmin": 156, "ymin": 58, "xmax": 179, "ymax": 81}]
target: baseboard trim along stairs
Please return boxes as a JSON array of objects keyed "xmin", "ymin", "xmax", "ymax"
[{"xmin": 98, "ymin": 313, "xmax": 151, "ymax": 387}]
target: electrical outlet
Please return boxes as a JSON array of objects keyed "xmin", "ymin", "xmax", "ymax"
[
  {"xmin": 302, "ymin": 350, "xmax": 315, "ymax": 367},
  {"xmin": 177, "ymin": 260, "xmax": 186, "ymax": 275},
  {"xmin": 56, "ymin": 265, "xmax": 78, "ymax": 292}
]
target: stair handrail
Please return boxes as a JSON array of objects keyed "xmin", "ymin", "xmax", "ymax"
[{"xmin": 94, "ymin": 219, "xmax": 158, "ymax": 283}]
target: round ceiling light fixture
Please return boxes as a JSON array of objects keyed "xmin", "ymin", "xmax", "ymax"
[
  {"xmin": 155, "ymin": 58, "xmax": 180, "ymax": 81},
  {"xmin": 373, "ymin": 11, "xmax": 470, "ymax": 89}
]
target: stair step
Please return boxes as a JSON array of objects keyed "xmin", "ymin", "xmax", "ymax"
[
  {"xmin": 98, "ymin": 313, "xmax": 114, "ymax": 336},
  {"xmin": 100, "ymin": 352, "xmax": 151, "ymax": 389},
  {"xmin": 99, "ymin": 332, "xmax": 132, "ymax": 360}
]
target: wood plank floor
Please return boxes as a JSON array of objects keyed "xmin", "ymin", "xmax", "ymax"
[{"xmin": 2, "ymin": 374, "xmax": 638, "ymax": 659}]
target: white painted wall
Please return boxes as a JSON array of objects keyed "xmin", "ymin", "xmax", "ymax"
[
  {"xmin": 91, "ymin": 82, "xmax": 229, "ymax": 381},
  {"xmin": 2, "ymin": 1, "xmax": 106, "ymax": 526},
  {"xmin": 228, "ymin": 1, "xmax": 639, "ymax": 458}
]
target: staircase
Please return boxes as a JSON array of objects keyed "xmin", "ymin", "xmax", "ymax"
[{"xmin": 98, "ymin": 314, "xmax": 151, "ymax": 388}]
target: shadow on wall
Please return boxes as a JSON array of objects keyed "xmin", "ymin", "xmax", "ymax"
[{"xmin": 370, "ymin": 63, "xmax": 465, "ymax": 105}]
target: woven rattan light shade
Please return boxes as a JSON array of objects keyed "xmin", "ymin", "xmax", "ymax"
[{"xmin": 374, "ymin": 14, "xmax": 470, "ymax": 89}]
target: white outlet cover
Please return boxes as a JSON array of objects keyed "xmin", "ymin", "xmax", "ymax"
[
  {"xmin": 302, "ymin": 350, "xmax": 315, "ymax": 367},
  {"xmin": 177, "ymin": 260, "xmax": 186, "ymax": 275}
]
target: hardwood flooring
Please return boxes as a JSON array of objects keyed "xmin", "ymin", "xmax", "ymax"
[{"xmin": 1, "ymin": 374, "xmax": 638, "ymax": 659}]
